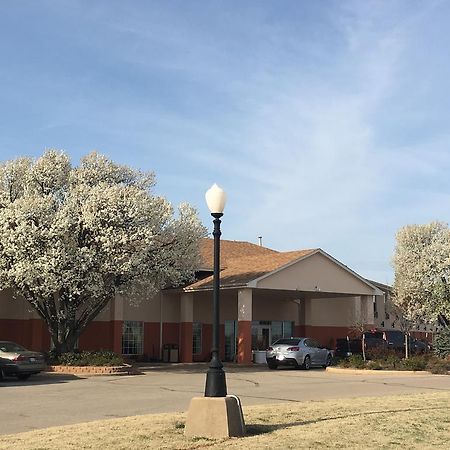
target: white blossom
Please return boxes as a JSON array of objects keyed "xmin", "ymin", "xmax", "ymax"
[
  {"xmin": 0, "ymin": 150, "xmax": 206, "ymax": 353},
  {"xmin": 392, "ymin": 221, "xmax": 450, "ymax": 323}
]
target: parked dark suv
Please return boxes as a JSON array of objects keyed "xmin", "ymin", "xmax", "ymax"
[
  {"xmin": 383, "ymin": 330, "xmax": 405, "ymax": 351},
  {"xmin": 383, "ymin": 331, "xmax": 428, "ymax": 354},
  {"xmin": 335, "ymin": 330, "xmax": 428, "ymax": 357},
  {"xmin": 335, "ymin": 332, "xmax": 384, "ymax": 357}
]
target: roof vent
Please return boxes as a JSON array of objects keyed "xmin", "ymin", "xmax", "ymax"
[{"xmin": 258, "ymin": 236, "xmax": 263, "ymax": 246}]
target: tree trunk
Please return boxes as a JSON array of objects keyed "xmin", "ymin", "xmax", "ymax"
[
  {"xmin": 51, "ymin": 329, "xmax": 80, "ymax": 355},
  {"xmin": 362, "ymin": 334, "xmax": 366, "ymax": 362}
]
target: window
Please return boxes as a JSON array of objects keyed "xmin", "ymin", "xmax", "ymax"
[
  {"xmin": 122, "ymin": 321, "xmax": 144, "ymax": 355},
  {"xmin": 225, "ymin": 321, "xmax": 237, "ymax": 361},
  {"xmin": 192, "ymin": 322, "xmax": 202, "ymax": 354},
  {"xmin": 252, "ymin": 320, "xmax": 295, "ymax": 350},
  {"xmin": 273, "ymin": 321, "xmax": 294, "ymax": 340},
  {"xmin": 283, "ymin": 321, "xmax": 293, "ymax": 338},
  {"xmin": 273, "ymin": 338, "xmax": 301, "ymax": 346}
]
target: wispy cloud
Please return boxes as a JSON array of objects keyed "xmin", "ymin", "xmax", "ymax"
[{"xmin": 1, "ymin": 1, "xmax": 449, "ymax": 283}]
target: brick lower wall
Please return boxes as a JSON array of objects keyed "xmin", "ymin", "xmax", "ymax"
[
  {"xmin": 301, "ymin": 325, "xmax": 354, "ymax": 349},
  {"xmin": 0, "ymin": 318, "xmax": 50, "ymax": 352}
]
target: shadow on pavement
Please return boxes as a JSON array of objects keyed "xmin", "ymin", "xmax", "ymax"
[
  {"xmin": 135, "ymin": 363, "xmax": 268, "ymax": 374},
  {"xmin": 0, "ymin": 372, "xmax": 82, "ymax": 387},
  {"xmin": 134, "ymin": 363, "xmax": 326, "ymax": 374}
]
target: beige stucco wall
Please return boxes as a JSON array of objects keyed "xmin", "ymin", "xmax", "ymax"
[
  {"xmin": 189, "ymin": 290, "xmax": 366, "ymax": 327},
  {"xmin": 192, "ymin": 290, "xmax": 238, "ymax": 324},
  {"xmin": 0, "ymin": 289, "xmax": 39, "ymax": 320},
  {"xmin": 121, "ymin": 292, "xmax": 162, "ymax": 322},
  {"xmin": 160, "ymin": 292, "xmax": 181, "ymax": 323},
  {"xmin": 373, "ymin": 294, "xmax": 385, "ymax": 328},
  {"xmin": 0, "ymin": 288, "xmax": 159, "ymax": 323},
  {"xmin": 256, "ymin": 252, "xmax": 376, "ymax": 295},
  {"xmin": 304, "ymin": 296, "xmax": 359, "ymax": 327},
  {"xmin": 253, "ymin": 295, "xmax": 299, "ymax": 322}
]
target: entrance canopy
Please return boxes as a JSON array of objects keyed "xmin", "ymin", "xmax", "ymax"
[{"xmin": 179, "ymin": 239, "xmax": 382, "ymax": 364}]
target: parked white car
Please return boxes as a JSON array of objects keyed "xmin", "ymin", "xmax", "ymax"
[{"xmin": 266, "ymin": 337, "xmax": 333, "ymax": 370}]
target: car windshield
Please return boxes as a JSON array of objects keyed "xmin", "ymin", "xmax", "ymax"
[
  {"xmin": 273, "ymin": 338, "xmax": 301, "ymax": 346},
  {"xmin": 0, "ymin": 342, "xmax": 27, "ymax": 353}
]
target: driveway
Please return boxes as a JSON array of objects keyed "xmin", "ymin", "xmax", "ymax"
[{"xmin": 1, "ymin": 363, "xmax": 449, "ymax": 435}]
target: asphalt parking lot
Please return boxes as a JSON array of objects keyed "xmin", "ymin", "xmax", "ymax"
[{"xmin": 1, "ymin": 363, "xmax": 450, "ymax": 435}]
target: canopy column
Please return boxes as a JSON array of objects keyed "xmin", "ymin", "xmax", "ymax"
[
  {"xmin": 180, "ymin": 292, "xmax": 194, "ymax": 362},
  {"xmin": 237, "ymin": 288, "xmax": 253, "ymax": 364}
]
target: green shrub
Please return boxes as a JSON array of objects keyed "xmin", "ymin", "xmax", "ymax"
[
  {"xmin": 378, "ymin": 354, "xmax": 400, "ymax": 369},
  {"xmin": 366, "ymin": 360, "xmax": 382, "ymax": 370},
  {"xmin": 400, "ymin": 356, "xmax": 427, "ymax": 371},
  {"xmin": 53, "ymin": 350, "xmax": 124, "ymax": 366},
  {"xmin": 366, "ymin": 347, "xmax": 405, "ymax": 368},
  {"xmin": 426, "ymin": 357, "xmax": 450, "ymax": 374},
  {"xmin": 336, "ymin": 357, "xmax": 349, "ymax": 368},
  {"xmin": 434, "ymin": 327, "xmax": 450, "ymax": 358},
  {"xmin": 346, "ymin": 355, "xmax": 365, "ymax": 369}
]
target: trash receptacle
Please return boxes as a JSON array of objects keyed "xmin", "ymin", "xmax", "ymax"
[
  {"xmin": 163, "ymin": 344, "xmax": 170, "ymax": 362},
  {"xmin": 253, "ymin": 350, "xmax": 266, "ymax": 364},
  {"xmin": 169, "ymin": 344, "xmax": 179, "ymax": 363}
]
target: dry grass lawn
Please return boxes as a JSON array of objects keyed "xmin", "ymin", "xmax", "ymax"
[{"xmin": 1, "ymin": 392, "xmax": 449, "ymax": 449}]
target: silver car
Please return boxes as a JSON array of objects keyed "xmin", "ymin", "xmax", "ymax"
[
  {"xmin": 266, "ymin": 337, "xmax": 333, "ymax": 370},
  {"xmin": 0, "ymin": 341, "xmax": 47, "ymax": 380}
]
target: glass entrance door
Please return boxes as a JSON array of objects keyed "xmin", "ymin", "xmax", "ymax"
[{"xmin": 252, "ymin": 323, "xmax": 271, "ymax": 350}]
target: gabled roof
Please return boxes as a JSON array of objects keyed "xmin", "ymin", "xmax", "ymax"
[
  {"xmin": 185, "ymin": 239, "xmax": 383, "ymax": 295},
  {"xmin": 187, "ymin": 238, "xmax": 316, "ymax": 290},
  {"xmin": 366, "ymin": 279, "xmax": 392, "ymax": 293}
]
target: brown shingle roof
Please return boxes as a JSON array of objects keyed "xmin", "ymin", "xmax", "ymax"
[
  {"xmin": 188, "ymin": 239, "xmax": 316, "ymax": 290},
  {"xmin": 199, "ymin": 238, "xmax": 279, "ymax": 270}
]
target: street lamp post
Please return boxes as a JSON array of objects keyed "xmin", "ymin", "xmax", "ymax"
[
  {"xmin": 184, "ymin": 184, "xmax": 244, "ymax": 438},
  {"xmin": 204, "ymin": 183, "xmax": 227, "ymax": 397}
]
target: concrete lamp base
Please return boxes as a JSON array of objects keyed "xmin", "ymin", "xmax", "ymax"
[{"xmin": 184, "ymin": 396, "xmax": 245, "ymax": 439}]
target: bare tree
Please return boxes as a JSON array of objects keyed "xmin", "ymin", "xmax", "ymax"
[{"xmin": 349, "ymin": 304, "xmax": 370, "ymax": 361}]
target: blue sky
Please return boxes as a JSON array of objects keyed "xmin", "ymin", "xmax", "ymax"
[{"xmin": 1, "ymin": 1, "xmax": 450, "ymax": 284}]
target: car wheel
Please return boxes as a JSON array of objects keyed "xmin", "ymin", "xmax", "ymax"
[
  {"xmin": 302, "ymin": 355, "xmax": 311, "ymax": 370},
  {"xmin": 323, "ymin": 354, "xmax": 332, "ymax": 368},
  {"xmin": 17, "ymin": 374, "xmax": 31, "ymax": 380},
  {"xmin": 0, "ymin": 368, "xmax": 5, "ymax": 380},
  {"xmin": 267, "ymin": 361, "xmax": 278, "ymax": 370}
]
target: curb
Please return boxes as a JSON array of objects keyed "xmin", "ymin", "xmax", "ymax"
[{"xmin": 326, "ymin": 367, "xmax": 432, "ymax": 376}]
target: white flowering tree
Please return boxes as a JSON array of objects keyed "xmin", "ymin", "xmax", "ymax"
[
  {"xmin": 0, "ymin": 151, "xmax": 206, "ymax": 354},
  {"xmin": 392, "ymin": 221, "xmax": 450, "ymax": 324}
]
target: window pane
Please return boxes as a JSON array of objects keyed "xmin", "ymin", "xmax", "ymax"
[
  {"xmin": 282, "ymin": 321, "xmax": 293, "ymax": 338},
  {"xmin": 122, "ymin": 321, "xmax": 144, "ymax": 355},
  {"xmin": 192, "ymin": 322, "xmax": 202, "ymax": 354},
  {"xmin": 271, "ymin": 321, "xmax": 283, "ymax": 343},
  {"xmin": 251, "ymin": 323, "xmax": 258, "ymax": 350},
  {"xmin": 225, "ymin": 320, "xmax": 236, "ymax": 361}
]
